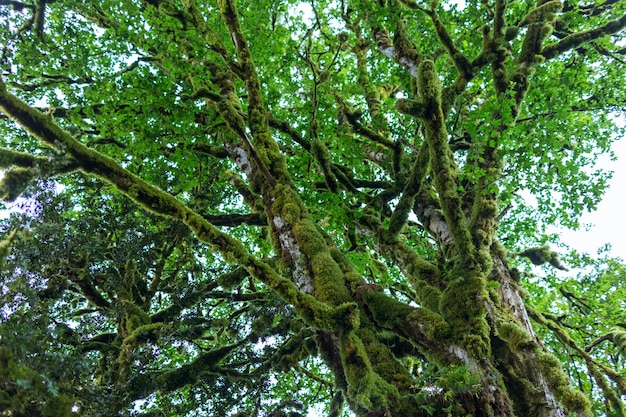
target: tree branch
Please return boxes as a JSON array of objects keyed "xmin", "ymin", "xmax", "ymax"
[{"xmin": 542, "ymin": 13, "xmax": 626, "ymax": 60}]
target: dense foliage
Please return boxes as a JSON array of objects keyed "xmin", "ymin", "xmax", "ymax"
[{"xmin": 0, "ymin": 0, "xmax": 625, "ymax": 416}]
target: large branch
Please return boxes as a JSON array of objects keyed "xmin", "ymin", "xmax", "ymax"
[
  {"xmin": 542, "ymin": 13, "xmax": 626, "ymax": 60},
  {"xmin": 418, "ymin": 61, "xmax": 475, "ymax": 261},
  {"xmin": 0, "ymin": 79, "xmax": 357, "ymax": 333}
]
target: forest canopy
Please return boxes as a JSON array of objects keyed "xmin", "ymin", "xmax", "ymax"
[{"xmin": 0, "ymin": 0, "xmax": 625, "ymax": 416}]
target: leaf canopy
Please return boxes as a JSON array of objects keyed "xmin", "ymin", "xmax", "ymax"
[{"xmin": 0, "ymin": 0, "xmax": 625, "ymax": 416}]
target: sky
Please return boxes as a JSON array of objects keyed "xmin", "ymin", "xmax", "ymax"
[{"xmin": 558, "ymin": 135, "xmax": 626, "ymax": 260}]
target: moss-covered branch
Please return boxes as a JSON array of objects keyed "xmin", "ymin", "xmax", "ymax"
[
  {"xmin": 427, "ymin": 10, "xmax": 472, "ymax": 81},
  {"xmin": 371, "ymin": 25, "xmax": 422, "ymax": 78},
  {"xmin": 0, "ymin": 79, "xmax": 357, "ymax": 333},
  {"xmin": 202, "ymin": 212, "xmax": 266, "ymax": 227},
  {"xmin": 542, "ymin": 13, "xmax": 626, "ymax": 60},
  {"xmin": 418, "ymin": 61, "xmax": 474, "ymax": 261},
  {"xmin": 0, "ymin": 148, "xmax": 79, "ymax": 201},
  {"xmin": 217, "ymin": 0, "xmax": 290, "ymax": 186},
  {"xmin": 386, "ymin": 139, "xmax": 429, "ymax": 238},
  {"xmin": 528, "ymin": 306, "xmax": 626, "ymax": 396}
]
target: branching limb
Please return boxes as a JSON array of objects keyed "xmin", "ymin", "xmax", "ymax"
[
  {"xmin": 0, "ymin": 79, "xmax": 358, "ymax": 333},
  {"xmin": 427, "ymin": 10, "xmax": 473, "ymax": 81},
  {"xmin": 371, "ymin": 26, "xmax": 422, "ymax": 78},
  {"xmin": 542, "ymin": 13, "xmax": 626, "ymax": 60},
  {"xmin": 418, "ymin": 61, "xmax": 474, "ymax": 261},
  {"xmin": 386, "ymin": 139, "xmax": 429, "ymax": 238},
  {"xmin": 528, "ymin": 306, "xmax": 626, "ymax": 407}
]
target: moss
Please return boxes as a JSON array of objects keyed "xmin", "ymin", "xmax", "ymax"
[
  {"xmin": 504, "ymin": 26, "xmax": 518, "ymax": 40},
  {"xmin": 0, "ymin": 167, "xmax": 35, "ymax": 202},
  {"xmin": 310, "ymin": 252, "xmax": 352, "ymax": 305},
  {"xmin": 536, "ymin": 351, "xmax": 592, "ymax": 415},
  {"xmin": 217, "ymin": 267, "xmax": 248, "ymax": 290},
  {"xmin": 357, "ymin": 327, "xmax": 414, "ymax": 393},
  {"xmin": 0, "ymin": 147, "xmax": 41, "ymax": 168},
  {"xmin": 417, "ymin": 61, "xmax": 475, "ymax": 261},
  {"xmin": 122, "ymin": 300, "xmax": 151, "ymax": 335},
  {"xmin": 339, "ymin": 333, "xmax": 399, "ymax": 411},
  {"xmin": 311, "ymin": 138, "xmax": 338, "ymax": 192},
  {"xmin": 0, "ymin": 229, "xmax": 18, "ymax": 269},
  {"xmin": 439, "ymin": 275, "xmax": 490, "ymax": 357},
  {"xmin": 417, "ymin": 60, "xmax": 441, "ymax": 103},
  {"xmin": 293, "ymin": 220, "xmax": 326, "ymax": 255},
  {"xmin": 395, "ymin": 98, "xmax": 426, "ymax": 117},
  {"xmin": 359, "ymin": 286, "xmax": 415, "ymax": 329},
  {"xmin": 415, "ymin": 284, "xmax": 442, "ymax": 312},
  {"xmin": 40, "ymin": 394, "xmax": 75, "ymax": 417},
  {"xmin": 518, "ymin": 246, "xmax": 568, "ymax": 270},
  {"xmin": 519, "ymin": 0, "xmax": 562, "ymax": 26},
  {"xmin": 406, "ymin": 307, "xmax": 450, "ymax": 340},
  {"xmin": 329, "ymin": 248, "xmax": 365, "ymax": 286},
  {"xmin": 496, "ymin": 320, "xmax": 535, "ymax": 350},
  {"xmin": 392, "ymin": 241, "xmax": 442, "ymax": 290},
  {"xmin": 118, "ymin": 323, "xmax": 164, "ymax": 363}
]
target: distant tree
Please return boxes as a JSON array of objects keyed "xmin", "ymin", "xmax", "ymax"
[{"xmin": 1, "ymin": 1, "xmax": 625, "ymax": 416}]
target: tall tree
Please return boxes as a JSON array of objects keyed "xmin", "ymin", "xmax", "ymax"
[{"xmin": 0, "ymin": 0, "xmax": 625, "ymax": 416}]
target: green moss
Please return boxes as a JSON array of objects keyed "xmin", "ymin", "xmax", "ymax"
[
  {"xmin": 536, "ymin": 351, "xmax": 592, "ymax": 415},
  {"xmin": 310, "ymin": 252, "xmax": 352, "ymax": 305},
  {"xmin": 504, "ymin": 26, "xmax": 518, "ymax": 40},
  {"xmin": 118, "ymin": 323, "xmax": 164, "ymax": 365},
  {"xmin": 395, "ymin": 99, "xmax": 426, "ymax": 117},
  {"xmin": 122, "ymin": 300, "xmax": 151, "ymax": 335},
  {"xmin": 406, "ymin": 307, "xmax": 450, "ymax": 340},
  {"xmin": 0, "ymin": 167, "xmax": 35, "ymax": 202},
  {"xmin": 311, "ymin": 138, "xmax": 338, "ymax": 192},
  {"xmin": 293, "ymin": 220, "xmax": 326, "ymax": 255},
  {"xmin": 439, "ymin": 275, "xmax": 490, "ymax": 357},
  {"xmin": 392, "ymin": 242, "xmax": 443, "ymax": 290},
  {"xmin": 520, "ymin": 0, "xmax": 562, "ymax": 26},
  {"xmin": 0, "ymin": 147, "xmax": 41, "ymax": 168},
  {"xmin": 329, "ymin": 248, "xmax": 365, "ymax": 286},
  {"xmin": 358, "ymin": 327, "xmax": 414, "ymax": 393},
  {"xmin": 418, "ymin": 60, "xmax": 441, "ymax": 102},
  {"xmin": 360, "ymin": 286, "xmax": 414, "ymax": 328},
  {"xmin": 339, "ymin": 333, "xmax": 399, "ymax": 412},
  {"xmin": 0, "ymin": 229, "xmax": 18, "ymax": 269},
  {"xmin": 415, "ymin": 284, "xmax": 442, "ymax": 312},
  {"xmin": 217, "ymin": 267, "xmax": 248, "ymax": 290},
  {"xmin": 496, "ymin": 320, "xmax": 535, "ymax": 350}
]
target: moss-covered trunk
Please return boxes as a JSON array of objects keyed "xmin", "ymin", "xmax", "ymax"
[{"xmin": 3, "ymin": 0, "xmax": 625, "ymax": 415}]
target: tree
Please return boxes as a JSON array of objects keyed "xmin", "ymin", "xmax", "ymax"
[{"xmin": 0, "ymin": 0, "xmax": 625, "ymax": 415}]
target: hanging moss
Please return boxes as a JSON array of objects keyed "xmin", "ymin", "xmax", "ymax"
[
  {"xmin": 0, "ymin": 167, "xmax": 35, "ymax": 201},
  {"xmin": 217, "ymin": 267, "xmax": 248, "ymax": 291}
]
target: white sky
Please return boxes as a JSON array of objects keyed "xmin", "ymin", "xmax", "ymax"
[{"xmin": 558, "ymin": 135, "xmax": 626, "ymax": 260}]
